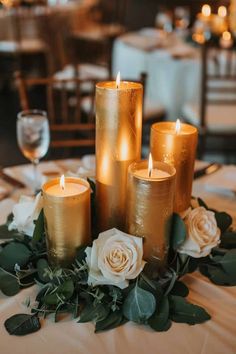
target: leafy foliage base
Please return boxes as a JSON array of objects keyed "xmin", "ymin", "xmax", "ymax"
[{"xmin": 0, "ymin": 198, "xmax": 236, "ymax": 336}]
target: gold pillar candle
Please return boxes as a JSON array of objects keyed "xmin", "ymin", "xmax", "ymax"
[
  {"xmin": 96, "ymin": 78, "xmax": 143, "ymax": 232},
  {"xmin": 150, "ymin": 121, "xmax": 198, "ymax": 213},
  {"xmin": 42, "ymin": 176, "xmax": 91, "ymax": 267},
  {"xmin": 126, "ymin": 159, "xmax": 175, "ymax": 266}
]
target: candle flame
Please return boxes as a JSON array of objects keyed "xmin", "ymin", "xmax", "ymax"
[
  {"xmin": 222, "ymin": 31, "xmax": 231, "ymax": 41},
  {"xmin": 60, "ymin": 175, "xmax": 65, "ymax": 190},
  {"xmin": 148, "ymin": 153, "xmax": 153, "ymax": 178},
  {"xmin": 116, "ymin": 71, "xmax": 121, "ymax": 89},
  {"xmin": 202, "ymin": 4, "xmax": 211, "ymax": 17},
  {"xmin": 218, "ymin": 6, "xmax": 227, "ymax": 18},
  {"xmin": 175, "ymin": 119, "xmax": 181, "ymax": 134}
]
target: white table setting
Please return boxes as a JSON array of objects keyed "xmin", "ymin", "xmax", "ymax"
[{"xmin": 112, "ymin": 28, "xmax": 201, "ymax": 120}]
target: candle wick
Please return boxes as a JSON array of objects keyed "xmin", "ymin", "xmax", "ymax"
[{"xmin": 149, "ymin": 169, "xmax": 152, "ymax": 178}]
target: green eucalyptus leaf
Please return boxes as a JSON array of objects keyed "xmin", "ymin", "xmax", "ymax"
[
  {"xmin": 0, "ymin": 268, "xmax": 20, "ymax": 296},
  {"xmin": 0, "ymin": 242, "xmax": 32, "ymax": 272},
  {"xmin": 148, "ymin": 296, "xmax": 171, "ymax": 332},
  {"xmin": 169, "ymin": 296, "xmax": 211, "ymax": 324},
  {"xmin": 171, "ymin": 213, "xmax": 186, "ymax": 250},
  {"xmin": 122, "ymin": 283, "xmax": 156, "ymax": 323},
  {"xmin": 35, "ymin": 284, "xmax": 52, "ymax": 302},
  {"xmin": 74, "ymin": 246, "xmax": 87, "ymax": 263},
  {"xmin": 32, "ymin": 210, "xmax": 44, "ymax": 246},
  {"xmin": 17, "ymin": 268, "xmax": 37, "ymax": 287},
  {"xmin": 215, "ymin": 212, "xmax": 232, "ymax": 233},
  {"xmin": 95, "ymin": 310, "xmax": 123, "ymax": 333},
  {"xmin": 212, "ymin": 247, "xmax": 227, "ymax": 256},
  {"xmin": 220, "ymin": 232, "xmax": 236, "ymax": 249},
  {"xmin": 187, "ymin": 257, "xmax": 199, "ymax": 273},
  {"xmin": 37, "ymin": 259, "xmax": 51, "ymax": 283},
  {"xmin": 200, "ymin": 261, "xmax": 236, "ymax": 286},
  {"xmin": 197, "ymin": 198, "xmax": 208, "ymax": 209},
  {"xmin": 210, "ymin": 267, "xmax": 236, "ymax": 285},
  {"xmin": 43, "ymin": 292, "xmax": 59, "ymax": 305},
  {"xmin": 219, "ymin": 249, "xmax": 236, "ymax": 276},
  {"xmin": 79, "ymin": 303, "xmax": 110, "ymax": 323},
  {"xmin": 170, "ymin": 281, "xmax": 189, "ymax": 297},
  {"xmin": 0, "ymin": 224, "xmax": 23, "ymax": 240},
  {"xmin": 211, "ymin": 255, "xmax": 223, "ymax": 263},
  {"xmin": 4, "ymin": 314, "xmax": 41, "ymax": 336},
  {"xmin": 54, "ymin": 303, "xmax": 65, "ymax": 323},
  {"xmin": 139, "ymin": 273, "xmax": 163, "ymax": 302},
  {"xmin": 57, "ymin": 279, "xmax": 74, "ymax": 300}
]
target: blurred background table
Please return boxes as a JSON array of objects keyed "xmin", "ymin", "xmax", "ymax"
[{"xmin": 112, "ymin": 29, "xmax": 201, "ymax": 120}]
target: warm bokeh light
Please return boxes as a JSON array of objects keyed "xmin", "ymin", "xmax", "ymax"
[
  {"xmin": 148, "ymin": 153, "xmax": 153, "ymax": 177},
  {"xmin": 116, "ymin": 71, "xmax": 121, "ymax": 88},
  {"xmin": 60, "ymin": 175, "xmax": 65, "ymax": 190},
  {"xmin": 218, "ymin": 6, "xmax": 227, "ymax": 18},
  {"xmin": 202, "ymin": 4, "xmax": 211, "ymax": 17},
  {"xmin": 222, "ymin": 31, "xmax": 232, "ymax": 41},
  {"xmin": 192, "ymin": 33, "xmax": 205, "ymax": 44}
]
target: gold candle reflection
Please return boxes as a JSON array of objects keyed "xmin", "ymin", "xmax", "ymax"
[
  {"xmin": 150, "ymin": 120, "xmax": 198, "ymax": 213},
  {"xmin": 126, "ymin": 157, "xmax": 176, "ymax": 267},
  {"xmin": 42, "ymin": 176, "xmax": 91, "ymax": 267},
  {"xmin": 96, "ymin": 74, "xmax": 143, "ymax": 232}
]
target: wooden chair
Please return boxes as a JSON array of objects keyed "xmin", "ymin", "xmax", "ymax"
[
  {"xmin": 15, "ymin": 71, "xmax": 96, "ymax": 153},
  {"xmin": 182, "ymin": 43, "xmax": 236, "ymax": 158}
]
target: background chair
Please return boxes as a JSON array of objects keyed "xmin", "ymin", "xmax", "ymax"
[
  {"xmin": 182, "ymin": 43, "xmax": 236, "ymax": 161},
  {"xmin": 15, "ymin": 71, "xmax": 97, "ymax": 157}
]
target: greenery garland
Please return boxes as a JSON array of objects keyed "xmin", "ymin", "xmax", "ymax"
[{"xmin": 0, "ymin": 196, "xmax": 236, "ymax": 336}]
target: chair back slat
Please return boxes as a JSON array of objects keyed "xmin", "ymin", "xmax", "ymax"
[
  {"xmin": 75, "ymin": 79, "xmax": 81, "ymax": 123},
  {"xmin": 200, "ymin": 44, "xmax": 236, "ymax": 129},
  {"xmin": 60, "ymin": 81, "xmax": 68, "ymax": 123},
  {"xmin": 46, "ymin": 82, "xmax": 55, "ymax": 123},
  {"xmin": 15, "ymin": 71, "xmax": 97, "ymax": 151}
]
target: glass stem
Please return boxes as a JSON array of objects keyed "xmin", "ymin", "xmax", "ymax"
[{"xmin": 32, "ymin": 159, "xmax": 39, "ymax": 194}]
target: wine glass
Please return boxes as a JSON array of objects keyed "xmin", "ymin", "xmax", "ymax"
[{"xmin": 17, "ymin": 109, "xmax": 50, "ymax": 193}]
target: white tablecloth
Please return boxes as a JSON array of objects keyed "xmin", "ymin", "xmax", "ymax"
[
  {"xmin": 112, "ymin": 30, "xmax": 201, "ymax": 120},
  {"xmin": 0, "ymin": 159, "xmax": 236, "ymax": 354}
]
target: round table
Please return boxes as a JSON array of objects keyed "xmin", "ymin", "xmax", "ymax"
[{"xmin": 0, "ymin": 158, "xmax": 236, "ymax": 354}]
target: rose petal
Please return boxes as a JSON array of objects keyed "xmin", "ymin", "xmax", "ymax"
[
  {"xmin": 85, "ymin": 228, "xmax": 144, "ymax": 288},
  {"xmin": 178, "ymin": 207, "xmax": 221, "ymax": 258}
]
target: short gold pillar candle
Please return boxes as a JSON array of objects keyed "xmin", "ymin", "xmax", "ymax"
[
  {"xmin": 96, "ymin": 75, "xmax": 143, "ymax": 232},
  {"xmin": 150, "ymin": 121, "xmax": 198, "ymax": 213},
  {"xmin": 126, "ymin": 156, "xmax": 176, "ymax": 266},
  {"xmin": 42, "ymin": 176, "xmax": 91, "ymax": 267}
]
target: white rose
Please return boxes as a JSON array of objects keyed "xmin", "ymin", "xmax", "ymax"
[
  {"xmin": 85, "ymin": 228, "xmax": 145, "ymax": 289},
  {"xmin": 8, "ymin": 193, "xmax": 43, "ymax": 237},
  {"xmin": 178, "ymin": 207, "xmax": 221, "ymax": 258}
]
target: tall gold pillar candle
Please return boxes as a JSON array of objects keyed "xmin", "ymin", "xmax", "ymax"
[
  {"xmin": 96, "ymin": 77, "xmax": 143, "ymax": 232},
  {"xmin": 126, "ymin": 158, "xmax": 176, "ymax": 266},
  {"xmin": 42, "ymin": 176, "xmax": 91, "ymax": 267},
  {"xmin": 150, "ymin": 121, "xmax": 198, "ymax": 213}
]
